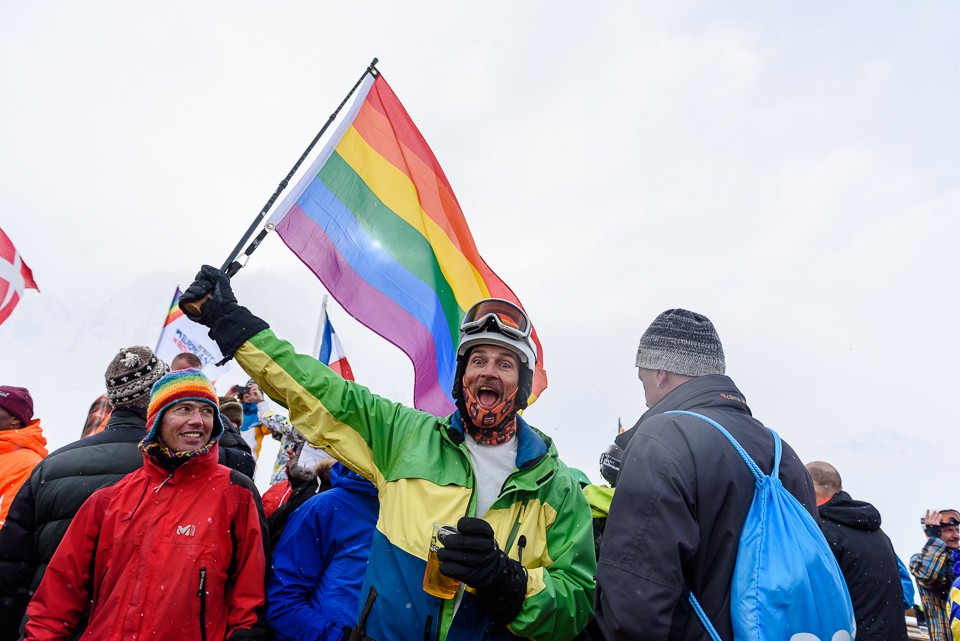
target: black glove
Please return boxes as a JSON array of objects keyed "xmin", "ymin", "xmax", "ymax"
[
  {"xmin": 925, "ymin": 523, "xmax": 943, "ymax": 539},
  {"xmin": 179, "ymin": 265, "xmax": 269, "ymax": 361},
  {"xmin": 437, "ymin": 516, "xmax": 527, "ymax": 625}
]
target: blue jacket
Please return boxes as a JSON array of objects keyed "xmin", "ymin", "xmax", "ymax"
[{"xmin": 266, "ymin": 462, "xmax": 379, "ymax": 641}]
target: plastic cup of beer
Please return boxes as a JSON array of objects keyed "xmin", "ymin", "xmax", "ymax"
[{"xmin": 423, "ymin": 522, "xmax": 460, "ymax": 599}]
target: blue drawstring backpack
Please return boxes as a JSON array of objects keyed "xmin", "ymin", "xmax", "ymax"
[{"xmin": 666, "ymin": 411, "xmax": 856, "ymax": 641}]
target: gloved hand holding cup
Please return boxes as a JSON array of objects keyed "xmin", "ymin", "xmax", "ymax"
[{"xmin": 423, "ymin": 522, "xmax": 460, "ymax": 599}]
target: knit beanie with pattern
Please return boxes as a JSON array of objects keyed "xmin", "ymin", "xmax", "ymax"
[
  {"xmin": 635, "ymin": 309, "xmax": 726, "ymax": 377},
  {"xmin": 105, "ymin": 346, "xmax": 169, "ymax": 411},
  {"xmin": 144, "ymin": 368, "xmax": 224, "ymax": 443}
]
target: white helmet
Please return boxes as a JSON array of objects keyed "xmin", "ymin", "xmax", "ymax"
[{"xmin": 453, "ymin": 298, "xmax": 537, "ymax": 409}]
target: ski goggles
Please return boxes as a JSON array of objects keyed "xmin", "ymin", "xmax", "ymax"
[{"xmin": 460, "ymin": 299, "xmax": 531, "ymax": 341}]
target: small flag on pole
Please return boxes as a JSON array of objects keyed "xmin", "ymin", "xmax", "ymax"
[
  {"xmin": 0, "ymin": 227, "xmax": 39, "ymax": 326},
  {"xmin": 316, "ymin": 297, "xmax": 354, "ymax": 381},
  {"xmin": 154, "ymin": 287, "xmax": 232, "ymax": 381}
]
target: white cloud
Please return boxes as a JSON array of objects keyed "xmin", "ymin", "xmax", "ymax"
[{"xmin": 2, "ymin": 0, "xmax": 958, "ymax": 580}]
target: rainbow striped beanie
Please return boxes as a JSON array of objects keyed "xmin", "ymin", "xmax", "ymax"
[{"xmin": 144, "ymin": 368, "xmax": 224, "ymax": 443}]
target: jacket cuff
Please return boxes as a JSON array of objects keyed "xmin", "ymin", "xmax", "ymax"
[
  {"xmin": 476, "ymin": 558, "xmax": 527, "ymax": 626},
  {"xmin": 209, "ymin": 307, "xmax": 269, "ymax": 363}
]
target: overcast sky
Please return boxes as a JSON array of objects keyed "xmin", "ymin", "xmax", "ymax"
[{"xmin": 2, "ymin": 1, "xmax": 959, "ymax": 578}]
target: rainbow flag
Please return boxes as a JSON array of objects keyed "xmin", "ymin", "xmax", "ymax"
[
  {"xmin": 267, "ymin": 71, "xmax": 546, "ymax": 416},
  {"xmin": 154, "ymin": 287, "xmax": 231, "ymax": 381},
  {"xmin": 162, "ymin": 288, "xmax": 184, "ymax": 328}
]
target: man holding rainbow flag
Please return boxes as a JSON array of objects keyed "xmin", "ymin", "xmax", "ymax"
[{"xmin": 179, "ymin": 269, "xmax": 596, "ymax": 641}]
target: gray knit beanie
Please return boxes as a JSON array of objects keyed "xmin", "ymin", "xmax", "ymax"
[
  {"xmin": 105, "ymin": 346, "xmax": 169, "ymax": 410},
  {"xmin": 635, "ymin": 309, "xmax": 726, "ymax": 377}
]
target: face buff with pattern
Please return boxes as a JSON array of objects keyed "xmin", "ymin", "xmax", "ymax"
[{"xmin": 461, "ymin": 385, "xmax": 518, "ymax": 446}]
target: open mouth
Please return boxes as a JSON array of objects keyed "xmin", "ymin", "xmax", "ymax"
[
  {"xmin": 477, "ymin": 385, "xmax": 501, "ymax": 408},
  {"xmin": 179, "ymin": 431, "xmax": 204, "ymax": 440}
]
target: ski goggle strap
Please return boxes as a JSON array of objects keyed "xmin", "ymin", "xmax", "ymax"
[{"xmin": 460, "ymin": 299, "xmax": 532, "ymax": 340}]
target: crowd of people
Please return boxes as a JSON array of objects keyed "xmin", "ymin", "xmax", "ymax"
[{"xmin": 0, "ymin": 264, "xmax": 956, "ymax": 640}]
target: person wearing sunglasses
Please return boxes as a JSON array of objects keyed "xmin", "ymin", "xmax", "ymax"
[
  {"xmin": 178, "ymin": 266, "xmax": 596, "ymax": 641},
  {"xmin": 912, "ymin": 508, "xmax": 960, "ymax": 641}
]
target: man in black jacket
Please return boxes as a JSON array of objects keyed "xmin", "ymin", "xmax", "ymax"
[
  {"xmin": 594, "ymin": 309, "xmax": 817, "ymax": 641},
  {"xmin": 0, "ymin": 345, "xmax": 256, "ymax": 641},
  {"xmin": 805, "ymin": 460, "xmax": 908, "ymax": 640}
]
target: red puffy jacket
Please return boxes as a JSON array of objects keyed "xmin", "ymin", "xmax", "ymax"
[{"xmin": 24, "ymin": 443, "xmax": 266, "ymax": 641}]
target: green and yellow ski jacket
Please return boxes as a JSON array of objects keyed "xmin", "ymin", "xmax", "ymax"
[{"xmin": 237, "ymin": 329, "xmax": 596, "ymax": 641}]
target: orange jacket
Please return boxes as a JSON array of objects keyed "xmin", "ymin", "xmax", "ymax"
[{"xmin": 0, "ymin": 420, "xmax": 47, "ymax": 528}]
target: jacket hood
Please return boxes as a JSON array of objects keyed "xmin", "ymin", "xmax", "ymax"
[
  {"xmin": 105, "ymin": 408, "xmax": 148, "ymax": 431},
  {"xmin": 0, "ymin": 419, "xmax": 48, "ymax": 457},
  {"xmin": 818, "ymin": 490, "xmax": 882, "ymax": 531},
  {"xmin": 330, "ymin": 462, "xmax": 378, "ymax": 498},
  {"xmin": 447, "ymin": 411, "xmax": 564, "ymax": 496},
  {"xmin": 448, "ymin": 411, "xmax": 553, "ymax": 470},
  {"xmin": 616, "ymin": 375, "xmax": 750, "ymax": 449},
  {"xmin": 140, "ymin": 441, "xmax": 221, "ymax": 479}
]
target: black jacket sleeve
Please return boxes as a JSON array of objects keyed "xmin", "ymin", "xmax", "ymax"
[
  {"xmin": 0, "ymin": 472, "xmax": 39, "ymax": 641},
  {"xmin": 595, "ymin": 429, "xmax": 698, "ymax": 641},
  {"xmin": 218, "ymin": 417, "xmax": 256, "ymax": 479}
]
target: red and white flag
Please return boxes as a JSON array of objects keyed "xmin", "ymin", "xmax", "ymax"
[
  {"xmin": 0, "ymin": 227, "xmax": 38, "ymax": 326},
  {"xmin": 316, "ymin": 298, "xmax": 354, "ymax": 381}
]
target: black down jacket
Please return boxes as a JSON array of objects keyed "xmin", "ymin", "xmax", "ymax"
[{"xmin": 819, "ymin": 491, "xmax": 908, "ymax": 641}]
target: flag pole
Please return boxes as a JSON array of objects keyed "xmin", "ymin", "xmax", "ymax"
[
  {"xmin": 312, "ymin": 294, "xmax": 329, "ymax": 357},
  {"xmin": 220, "ymin": 57, "xmax": 380, "ymax": 278},
  {"xmin": 182, "ymin": 58, "xmax": 379, "ymax": 317}
]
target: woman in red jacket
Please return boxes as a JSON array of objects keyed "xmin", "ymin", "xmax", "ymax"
[{"xmin": 24, "ymin": 369, "xmax": 267, "ymax": 641}]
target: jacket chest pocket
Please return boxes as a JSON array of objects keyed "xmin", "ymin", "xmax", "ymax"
[
  {"xmin": 154, "ymin": 538, "xmax": 228, "ymax": 611},
  {"xmin": 189, "ymin": 550, "xmax": 229, "ymax": 640},
  {"xmin": 498, "ymin": 500, "xmax": 548, "ymax": 567}
]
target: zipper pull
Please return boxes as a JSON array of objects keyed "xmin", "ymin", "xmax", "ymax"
[
  {"xmin": 154, "ymin": 472, "xmax": 174, "ymax": 493},
  {"xmin": 198, "ymin": 566, "xmax": 208, "ymax": 641},
  {"xmin": 518, "ymin": 535, "xmax": 526, "ymax": 566}
]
